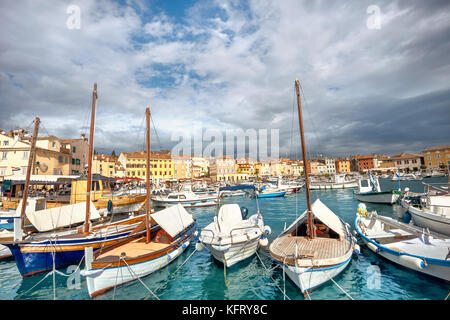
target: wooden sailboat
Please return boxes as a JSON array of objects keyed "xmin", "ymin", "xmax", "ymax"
[
  {"xmin": 269, "ymin": 79, "xmax": 358, "ymax": 294},
  {"xmin": 82, "ymin": 106, "xmax": 197, "ymax": 298},
  {"xmin": 2, "ymin": 84, "xmax": 150, "ymax": 277}
]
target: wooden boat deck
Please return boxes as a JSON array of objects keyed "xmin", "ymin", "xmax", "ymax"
[
  {"xmin": 96, "ymin": 238, "xmax": 170, "ymax": 263},
  {"xmin": 270, "ymin": 235, "xmax": 352, "ymax": 267}
]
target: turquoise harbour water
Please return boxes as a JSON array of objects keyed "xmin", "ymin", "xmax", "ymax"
[{"xmin": 1, "ymin": 177, "xmax": 449, "ymax": 300}]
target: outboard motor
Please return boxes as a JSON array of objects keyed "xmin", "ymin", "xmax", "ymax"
[{"xmin": 240, "ymin": 207, "xmax": 249, "ymax": 220}]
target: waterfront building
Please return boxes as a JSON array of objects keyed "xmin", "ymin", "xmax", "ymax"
[
  {"xmin": 389, "ymin": 153, "xmax": 424, "ymax": 172},
  {"xmin": 92, "ymin": 154, "xmax": 117, "ymax": 177},
  {"xmin": 422, "ymin": 145, "xmax": 450, "ymax": 169},
  {"xmin": 173, "ymin": 155, "xmax": 192, "ymax": 180},
  {"xmin": 118, "ymin": 150, "xmax": 174, "ymax": 184},
  {"xmin": 0, "ymin": 130, "xmax": 72, "ymax": 178},
  {"xmin": 209, "ymin": 156, "xmax": 236, "ymax": 182},
  {"xmin": 335, "ymin": 158, "xmax": 351, "ymax": 173},
  {"xmin": 60, "ymin": 134, "xmax": 89, "ymax": 175},
  {"xmin": 324, "ymin": 157, "xmax": 336, "ymax": 175}
]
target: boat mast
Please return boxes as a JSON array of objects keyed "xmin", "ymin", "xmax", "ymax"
[
  {"xmin": 20, "ymin": 116, "xmax": 40, "ymax": 230},
  {"xmin": 145, "ymin": 106, "xmax": 151, "ymax": 243},
  {"xmin": 84, "ymin": 83, "xmax": 98, "ymax": 234},
  {"xmin": 295, "ymin": 79, "xmax": 314, "ymax": 239}
]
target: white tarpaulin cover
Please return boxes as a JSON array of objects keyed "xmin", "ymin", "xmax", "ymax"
[
  {"xmin": 283, "ymin": 199, "xmax": 346, "ymax": 238},
  {"xmin": 16, "ymin": 199, "xmax": 100, "ymax": 232},
  {"xmin": 150, "ymin": 203, "xmax": 194, "ymax": 238}
]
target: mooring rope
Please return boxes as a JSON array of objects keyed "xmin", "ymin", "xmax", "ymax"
[
  {"xmin": 144, "ymin": 247, "xmax": 198, "ymax": 300},
  {"xmin": 330, "ymin": 277, "xmax": 354, "ymax": 300},
  {"xmin": 120, "ymin": 256, "xmax": 160, "ymax": 300},
  {"xmin": 255, "ymin": 251, "xmax": 291, "ymax": 300}
]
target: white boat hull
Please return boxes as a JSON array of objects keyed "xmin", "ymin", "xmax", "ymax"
[
  {"xmin": 355, "ymin": 192, "xmax": 400, "ymax": 204},
  {"xmin": 360, "ymin": 236, "xmax": 450, "ymax": 281},
  {"xmin": 83, "ymin": 240, "xmax": 190, "ymax": 298},
  {"xmin": 408, "ymin": 206, "xmax": 450, "ymax": 236},
  {"xmin": 204, "ymin": 237, "xmax": 260, "ymax": 267},
  {"xmin": 284, "ymin": 256, "xmax": 352, "ymax": 293},
  {"xmin": 0, "ymin": 244, "xmax": 12, "ymax": 259}
]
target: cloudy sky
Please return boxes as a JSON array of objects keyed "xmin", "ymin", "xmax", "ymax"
[{"xmin": 1, "ymin": 0, "xmax": 449, "ymax": 159}]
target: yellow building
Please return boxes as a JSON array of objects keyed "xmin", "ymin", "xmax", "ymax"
[
  {"xmin": 92, "ymin": 154, "xmax": 117, "ymax": 178},
  {"xmin": 173, "ymin": 156, "xmax": 191, "ymax": 180},
  {"xmin": 119, "ymin": 151, "xmax": 174, "ymax": 183},
  {"xmin": 422, "ymin": 145, "xmax": 450, "ymax": 169},
  {"xmin": 0, "ymin": 131, "xmax": 70, "ymax": 177},
  {"xmin": 335, "ymin": 158, "xmax": 351, "ymax": 173}
]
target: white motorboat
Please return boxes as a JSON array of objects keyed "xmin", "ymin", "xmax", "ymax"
[
  {"xmin": 197, "ymin": 185, "xmax": 271, "ymax": 267},
  {"xmin": 406, "ymin": 193, "xmax": 450, "ymax": 236},
  {"xmin": 355, "ymin": 205, "xmax": 450, "ymax": 281},
  {"xmin": 354, "ymin": 173, "xmax": 401, "ymax": 204},
  {"xmin": 151, "ymin": 191, "xmax": 217, "ymax": 208}
]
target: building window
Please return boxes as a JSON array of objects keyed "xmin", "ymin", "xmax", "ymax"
[
  {"xmin": 76, "ymin": 159, "xmax": 80, "ymax": 165},
  {"xmin": 3, "ymin": 141, "xmax": 8, "ymax": 146},
  {"xmin": 52, "ymin": 142, "xmax": 56, "ymax": 148},
  {"xmin": 72, "ymin": 146, "xmax": 76, "ymax": 153},
  {"xmin": 23, "ymin": 151, "xmax": 29, "ymax": 159},
  {"xmin": 1, "ymin": 152, "xmax": 7, "ymax": 159},
  {"xmin": 65, "ymin": 157, "xmax": 68, "ymax": 164},
  {"xmin": 58, "ymin": 156, "xmax": 63, "ymax": 163},
  {"xmin": 437, "ymin": 155, "xmax": 440, "ymax": 159}
]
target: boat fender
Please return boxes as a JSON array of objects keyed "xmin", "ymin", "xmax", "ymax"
[
  {"xmin": 167, "ymin": 254, "xmax": 172, "ymax": 261},
  {"xmin": 399, "ymin": 255, "xmax": 427, "ymax": 269},
  {"xmin": 182, "ymin": 241, "xmax": 190, "ymax": 249},
  {"xmin": 263, "ymin": 225, "xmax": 272, "ymax": 235},
  {"xmin": 194, "ymin": 230, "xmax": 199, "ymax": 237},
  {"xmin": 107, "ymin": 200, "xmax": 113, "ymax": 212},
  {"xmin": 212, "ymin": 244, "xmax": 231, "ymax": 252},
  {"xmin": 353, "ymin": 244, "xmax": 360, "ymax": 255},
  {"xmin": 367, "ymin": 242, "xmax": 380, "ymax": 253},
  {"xmin": 195, "ymin": 241, "xmax": 204, "ymax": 251},
  {"xmin": 259, "ymin": 236, "xmax": 269, "ymax": 247}
]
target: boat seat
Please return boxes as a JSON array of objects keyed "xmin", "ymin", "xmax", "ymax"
[{"xmin": 217, "ymin": 204, "xmax": 243, "ymax": 234}]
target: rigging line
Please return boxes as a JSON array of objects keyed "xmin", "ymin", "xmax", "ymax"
[
  {"xmin": 289, "ymin": 85, "xmax": 296, "ymax": 159},
  {"xmin": 149, "ymin": 110, "xmax": 163, "ymax": 151},
  {"xmin": 298, "ymin": 82, "xmax": 323, "ymax": 156}
]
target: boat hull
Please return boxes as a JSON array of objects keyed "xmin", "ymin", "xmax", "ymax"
[
  {"xmin": 4, "ymin": 218, "xmax": 148, "ymax": 277},
  {"xmin": 283, "ymin": 255, "xmax": 353, "ymax": 293},
  {"xmin": 204, "ymin": 236, "xmax": 260, "ymax": 267},
  {"xmin": 355, "ymin": 217, "xmax": 450, "ymax": 281},
  {"xmin": 257, "ymin": 192, "xmax": 285, "ymax": 198},
  {"xmin": 355, "ymin": 191, "xmax": 401, "ymax": 204},
  {"xmin": 83, "ymin": 235, "xmax": 194, "ymax": 298},
  {"xmin": 152, "ymin": 200, "xmax": 217, "ymax": 208},
  {"xmin": 407, "ymin": 206, "xmax": 450, "ymax": 236}
]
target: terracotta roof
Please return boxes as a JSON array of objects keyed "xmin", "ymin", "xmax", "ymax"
[
  {"xmin": 422, "ymin": 145, "xmax": 450, "ymax": 152},
  {"xmin": 391, "ymin": 153, "xmax": 423, "ymax": 160},
  {"xmin": 122, "ymin": 151, "xmax": 172, "ymax": 159}
]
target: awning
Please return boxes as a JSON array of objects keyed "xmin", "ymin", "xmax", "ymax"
[{"xmin": 3, "ymin": 175, "xmax": 80, "ymax": 185}]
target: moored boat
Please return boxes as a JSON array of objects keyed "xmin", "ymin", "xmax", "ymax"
[
  {"xmin": 354, "ymin": 173, "xmax": 401, "ymax": 204},
  {"xmin": 355, "ymin": 205, "xmax": 450, "ymax": 281},
  {"xmin": 269, "ymin": 79, "xmax": 357, "ymax": 295},
  {"xmin": 197, "ymin": 185, "xmax": 271, "ymax": 267},
  {"xmin": 81, "ymin": 106, "xmax": 196, "ymax": 298}
]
